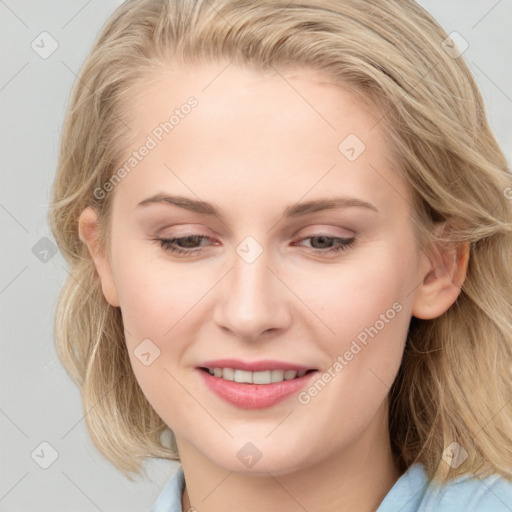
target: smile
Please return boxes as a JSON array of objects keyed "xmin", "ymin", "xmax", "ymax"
[{"xmin": 197, "ymin": 367, "xmax": 319, "ymax": 409}]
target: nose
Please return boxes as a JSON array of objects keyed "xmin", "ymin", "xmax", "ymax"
[{"xmin": 212, "ymin": 246, "xmax": 292, "ymax": 342}]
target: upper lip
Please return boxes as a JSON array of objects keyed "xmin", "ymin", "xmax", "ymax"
[{"xmin": 198, "ymin": 359, "xmax": 316, "ymax": 372}]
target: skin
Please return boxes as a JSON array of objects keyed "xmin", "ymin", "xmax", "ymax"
[{"xmin": 79, "ymin": 61, "xmax": 469, "ymax": 512}]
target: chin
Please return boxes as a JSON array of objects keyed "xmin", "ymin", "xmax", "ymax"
[{"xmin": 207, "ymin": 440, "xmax": 316, "ymax": 477}]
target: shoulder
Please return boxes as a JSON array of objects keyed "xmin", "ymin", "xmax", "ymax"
[
  {"xmin": 428, "ymin": 470, "xmax": 512, "ymax": 512},
  {"xmin": 148, "ymin": 465, "xmax": 185, "ymax": 512},
  {"xmin": 377, "ymin": 463, "xmax": 512, "ymax": 512}
]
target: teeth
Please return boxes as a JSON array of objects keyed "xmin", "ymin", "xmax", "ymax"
[
  {"xmin": 206, "ymin": 367, "xmax": 310, "ymax": 384},
  {"xmin": 234, "ymin": 369, "xmax": 253, "ymax": 383},
  {"xmin": 222, "ymin": 368, "xmax": 234, "ymax": 381}
]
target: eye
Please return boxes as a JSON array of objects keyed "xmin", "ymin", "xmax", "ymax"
[
  {"xmin": 153, "ymin": 234, "xmax": 356, "ymax": 257},
  {"xmin": 154, "ymin": 235, "xmax": 213, "ymax": 256},
  {"xmin": 294, "ymin": 235, "xmax": 356, "ymax": 254}
]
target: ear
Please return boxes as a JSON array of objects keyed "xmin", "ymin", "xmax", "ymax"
[
  {"xmin": 78, "ymin": 206, "xmax": 120, "ymax": 307},
  {"xmin": 411, "ymin": 238, "xmax": 470, "ymax": 320}
]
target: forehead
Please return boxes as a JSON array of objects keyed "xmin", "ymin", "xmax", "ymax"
[{"xmin": 111, "ymin": 62, "xmax": 411, "ymax": 218}]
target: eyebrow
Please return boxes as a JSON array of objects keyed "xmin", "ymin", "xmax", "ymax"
[{"xmin": 136, "ymin": 193, "xmax": 379, "ymax": 220}]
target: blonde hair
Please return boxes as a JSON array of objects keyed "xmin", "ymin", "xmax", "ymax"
[{"xmin": 49, "ymin": 0, "xmax": 512, "ymax": 484}]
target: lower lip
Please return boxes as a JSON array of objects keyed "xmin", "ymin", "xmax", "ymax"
[{"xmin": 197, "ymin": 369, "xmax": 318, "ymax": 409}]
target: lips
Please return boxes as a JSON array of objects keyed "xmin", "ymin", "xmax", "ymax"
[{"xmin": 196, "ymin": 358, "xmax": 319, "ymax": 409}]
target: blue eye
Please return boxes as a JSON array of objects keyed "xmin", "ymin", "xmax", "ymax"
[
  {"xmin": 295, "ymin": 235, "xmax": 356, "ymax": 253},
  {"xmin": 154, "ymin": 234, "xmax": 356, "ymax": 256}
]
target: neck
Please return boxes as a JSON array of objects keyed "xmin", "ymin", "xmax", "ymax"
[{"xmin": 178, "ymin": 404, "xmax": 402, "ymax": 512}]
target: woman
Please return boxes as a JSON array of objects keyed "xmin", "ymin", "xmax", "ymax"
[{"xmin": 49, "ymin": 1, "xmax": 512, "ymax": 510}]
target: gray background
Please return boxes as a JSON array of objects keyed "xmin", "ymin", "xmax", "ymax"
[{"xmin": 1, "ymin": 1, "xmax": 511, "ymax": 511}]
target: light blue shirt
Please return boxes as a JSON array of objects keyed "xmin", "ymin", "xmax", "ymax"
[{"xmin": 148, "ymin": 462, "xmax": 512, "ymax": 511}]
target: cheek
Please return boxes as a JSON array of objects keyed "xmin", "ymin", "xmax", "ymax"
[
  {"xmin": 112, "ymin": 246, "xmax": 215, "ymax": 393},
  {"xmin": 298, "ymin": 263, "xmax": 409, "ymax": 431},
  {"xmin": 113, "ymin": 251, "xmax": 199, "ymax": 418},
  {"xmin": 113, "ymin": 246, "xmax": 200, "ymax": 340},
  {"xmin": 298, "ymin": 243, "xmax": 413, "ymax": 398},
  {"xmin": 303, "ymin": 246, "xmax": 412, "ymax": 342}
]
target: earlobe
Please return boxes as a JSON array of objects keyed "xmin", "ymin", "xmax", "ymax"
[
  {"xmin": 412, "ymin": 241, "xmax": 470, "ymax": 320},
  {"xmin": 78, "ymin": 206, "xmax": 120, "ymax": 307}
]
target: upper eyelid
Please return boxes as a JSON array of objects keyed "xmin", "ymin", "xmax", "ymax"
[
  {"xmin": 159, "ymin": 231, "xmax": 353, "ymax": 240},
  {"xmin": 157, "ymin": 223, "xmax": 355, "ymax": 237}
]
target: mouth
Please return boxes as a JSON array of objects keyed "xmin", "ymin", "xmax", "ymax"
[
  {"xmin": 196, "ymin": 362, "xmax": 319, "ymax": 409},
  {"xmin": 198, "ymin": 367, "xmax": 317, "ymax": 384}
]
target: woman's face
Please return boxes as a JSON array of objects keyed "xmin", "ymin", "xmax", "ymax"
[{"xmin": 83, "ymin": 62, "xmax": 437, "ymax": 475}]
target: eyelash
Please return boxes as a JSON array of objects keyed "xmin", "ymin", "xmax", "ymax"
[{"xmin": 154, "ymin": 234, "xmax": 356, "ymax": 256}]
